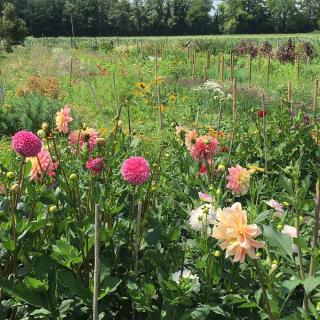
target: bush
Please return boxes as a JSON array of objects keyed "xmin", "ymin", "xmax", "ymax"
[{"xmin": 276, "ymin": 38, "xmax": 296, "ymax": 64}]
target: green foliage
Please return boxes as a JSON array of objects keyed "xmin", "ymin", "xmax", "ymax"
[{"xmin": 0, "ymin": 2, "xmax": 27, "ymax": 52}]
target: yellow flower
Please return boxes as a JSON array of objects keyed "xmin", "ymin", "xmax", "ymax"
[
  {"xmin": 157, "ymin": 104, "xmax": 165, "ymax": 112},
  {"xmin": 311, "ymin": 129, "xmax": 320, "ymax": 145},
  {"xmin": 168, "ymin": 94, "xmax": 176, "ymax": 102},
  {"xmin": 135, "ymin": 82, "xmax": 146, "ymax": 90},
  {"xmin": 247, "ymin": 164, "xmax": 265, "ymax": 174}
]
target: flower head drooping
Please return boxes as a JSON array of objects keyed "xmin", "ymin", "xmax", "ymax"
[
  {"xmin": 121, "ymin": 156, "xmax": 150, "ymax": 185},
  {"xmin": 86, "ymin": 157, "xmax": 104, "ymax": 175},
  {"xmin": 56, "ymin": 105, "xmax": 73, "ymax": 134},
  {"xmin": 190, "ymin": 136, "xmax": 219, "ymax": 161},
  {"xmin": 12, "ymin": 130, "xmax": 42, "ymax": 157},
  {"xmin": 265, "ymin": 199, "xmax": 284, "ymax": 218},
  {"xmin": 27, "ymin": 147, "xmax": 58, "ymax": 181},
  {"xmin": 189, "ymin": 204, "xmax": 216, "ymax": 235},
  {"xmin": 226, "ymin": 165, "xmax": 251, "ymax": 196},
  {"xmin": 185, "ymin": 129, "xmax": 198, "ymax": 151},
  {"xmin": 68, "ymin": 128, "xmax": 99, "ymax": 152},
  {"xmin": 212, "ymin": 202, "xmax": 265, "ymax": 263}
]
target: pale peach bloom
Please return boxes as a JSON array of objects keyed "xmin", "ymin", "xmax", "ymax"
[
  {"xmin": 226, "ymin": 165, "xmax": 251, "ymax": 196},
  {"xmin": 212, "ymin": 202, "xmax": 264, "ymax": 263},
  {"xmin": 55, "ymin": 105, "xmax": 73, "ymax": 134},
  {"xmin": 27, "ymin": 147, "xmax": 58, "ymax": 181},
  {"xmin": 185, "ymin": 129, "xmax": 198, "ymax": 151}
]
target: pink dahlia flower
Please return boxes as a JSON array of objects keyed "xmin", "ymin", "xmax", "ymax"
[
  {"xmin": 265, "ymin": 199, "xmax": 284, "ymax": 218},
  {"xmin": 199, "ymin": 192, "xmax": 213, "ymax": 203},
  {"xmin": 86, "ymin": 157, "xmax": 104, "ymax": 175},
  {"xmin": 226, "ymin": 165, "xmax": 251, "ymax": 196},
  {"xmin": 56, "ymin": 105, "xmax": 73, "ymax": 134},
  {"xmin": 12, "ymin": 130, "xmax": 42, "ymax": 157},
  {"xmin": 68, "ymin": 128, "xmax": 99, "ymax": 152},
  {"xmin": 121, "ymin": 156, "xmax": 150, "ymax": 185},
  {"xmin": 27, "ymin": 147, "xmax": 58, "ymax": 181},
  {"xmin": 190, "ymin": 136, "xmax": 219, "ymax": 161}
]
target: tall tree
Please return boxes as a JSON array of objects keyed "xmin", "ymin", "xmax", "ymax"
[{"xmin": 187, "ymin": 0, "xmax": 213, "ymax": 34}]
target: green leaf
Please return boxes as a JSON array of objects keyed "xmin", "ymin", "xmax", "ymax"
[
  {"xmin": 191, "ymin": 304, "xmax": 211, "ymax": 319},
  {"xmin": 263, "ymin": 225, "xmax": 293, "ymax": 260},
  {"xmin": 278, "ymin": 175, "xmax": 293, "ymax": 195},
  {"xmin": 51, "ymin": 240, "xmax": 82, "ymax": 268},
  {"xmin": 99, "ymin": 277, "xmax": 122, "ymax": 300},
  {"xmin": 254, "ymin": 210, "xmax": 271, "ymax": 224},
  {"xmin": 0, "ymin": 279, "xmax": 49, "ymax": 310},
  {"xmin": 282, "ymin": 279, "xmax": 301, "ymax": 292},
  {"xmin": 303, "ymin": 276, "xmax": 320, "ymax": 295},
  {"xmin": 23, "ymin": 276, "xmax": 47, "ymax": 291},
  {"xmin": 238, "ymin": 302, "xmax": 257, "ymax": 309},
  {"xmin": 293, "ymin": 237, "xmax": 308, "ymax": 251}
]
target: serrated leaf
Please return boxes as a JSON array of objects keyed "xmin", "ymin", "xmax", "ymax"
[{"xmin": 303, "ymin": 276, "xmax": 320, "ymax": 295}]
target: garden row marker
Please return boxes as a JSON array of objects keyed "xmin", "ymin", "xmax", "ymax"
[
  {"xmin": 312, "ymin": 79, "xmax": 319, "ymax": 113},
  {"xmin": 93, "ymin": 204, "xmax": 101, "ymax": 320}
]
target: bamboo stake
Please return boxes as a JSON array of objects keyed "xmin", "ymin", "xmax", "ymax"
[{"xmin": 93, "ymin": 204, "xmax": 101, "ymax": 320}]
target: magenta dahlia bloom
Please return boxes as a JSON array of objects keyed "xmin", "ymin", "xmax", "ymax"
[
  {"xmin": 121, "ymin": 156, "xmax": 150, "ymax": 185},
  {"xmin": 86, "ymin": 157, "xmax": 104, "ymax": 175},
  {"xmin": 12, "ymin": 130, "xmax": 42, "ymax": 157}
]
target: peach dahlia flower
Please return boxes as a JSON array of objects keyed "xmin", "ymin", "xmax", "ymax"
[{"xmin": 212, "ymin": 202, "xmax": 264, "ymax": 263}]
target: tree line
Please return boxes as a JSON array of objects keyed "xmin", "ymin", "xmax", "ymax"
[{"xmin": 0, "ymin": 0, "xmax": 319, "ymax": 37}]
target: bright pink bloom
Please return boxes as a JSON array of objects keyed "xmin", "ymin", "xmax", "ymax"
[
  {"xmin": 190, "ymin": 136, "xmax": 219, "ymax": 161},
  {"xmin": 86, "ymin": 157, "xmax": 104, "ymax": 175},
  {"xmin": 257, "ymin": 110, "xmax": 267, "ymax": 118},
  {"xmin": 27, "ymin": 147, "xmax": 58, "ymax": 181},
  {"xmin": 12, "ymin": 130, "xmax": 42, "ymax": 157},
  {"xmin": 121, "ymin": 156, "xmax": 150, "ymax": 185},
  {"xmin": 68, "ymin": 128, "xmax": 99, "ymax": 152},
  {"xmin": 226, "ymin": 165, "xmax": 251, "ymax": 196},
  {"xmin": 56, "ymin": 105, "xmax": 73, "ymax": 133}
]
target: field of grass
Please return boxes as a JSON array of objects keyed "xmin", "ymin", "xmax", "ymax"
[{"xmin": 0, "ymin": 35, "xmax": 319, "ymax": 319}]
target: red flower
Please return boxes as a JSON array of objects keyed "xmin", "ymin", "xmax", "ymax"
[
  {"xmin": 221, "ymin": 145, "xmax": 229, "ymax": 153},
  {"xmin": 86, "ymin": 157, "xmax": 104, "ymax": 175},
  {"xmin": 257, "ymin": 110, "xmax": 267, "ymax": 118}
]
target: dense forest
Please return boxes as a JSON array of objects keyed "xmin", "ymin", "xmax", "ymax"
[{"xmin": 0, "ymin": 0, "xmax": 319, "ymax": 37}]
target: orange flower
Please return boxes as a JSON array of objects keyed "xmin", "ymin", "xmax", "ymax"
[{"xmin": 212, "ymin": 203, "xmax": 264, "ymax": 263}]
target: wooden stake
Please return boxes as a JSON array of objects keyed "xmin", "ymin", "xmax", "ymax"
[
  {"xmin": 155, "ymin": 48, "xmax": 163, "ymax": 129},
  {"xmin": 258, "ymin": 52, "xmax": 261, "ymax": 76},
  {"xmin": 288, "ymin": 80, "xmax": 293, "ymax": 112},
  {"xmin": 221, "ymin": 54, "xmax": 225, "ymax": 82},
  {"xmin": 248, "ymin": 54, "xmax": 252, "ymax": 85},
  {"xmin": 206, "ymin": 51, "xmax": 211, "ymax": 68},
  {"xmin": 93, "ymin": 204, "xmax": 101, "ymax": 320},
  {"xmin": 203, "ymin": 65, "xmax": 207, "ymax": 82},
  {"xmin": 230, "ymin": 51, "xmax": 234, "ymax": 81},
  {"xmin": 69, "ymin": 57, "xmax": 73, "ymax": 86},
  {"xmin": 217, "ymin": 54, "xmax": 221, "ymax": 79},
  {"xmin": 266, "ymin": 54, "xmax": 271, "ymax": 87},
  {"xmin": 232, "ymin": 78, "xmax": 237, "ymax": 120},
  {"xmin": 192, "ymin": 63, "xmax": 195, "ymax": 82},
  {"xmin": 296, "ymin": 55, "xmax": 300, "ymax": 81},
  {"xmin": 312, "ymin": 79, "xmax": 319, "ymax": 112}
]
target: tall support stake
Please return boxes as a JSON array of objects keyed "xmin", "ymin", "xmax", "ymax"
[{"xmin": 93, "ymin": 204, "xmax": 101, "ymax": 320}]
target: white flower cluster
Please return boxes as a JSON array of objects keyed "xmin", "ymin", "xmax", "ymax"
[
  {"xmin": 189, "ymin": 204, "xmax": 216, "ymax": 235},
  {"xmin": 171, "ymin": 269, "xmax": 200, "ymax": 293}
]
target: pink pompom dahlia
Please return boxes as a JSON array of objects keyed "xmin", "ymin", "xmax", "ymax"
[
  {"xmin": 56, "ymin": 105, "xmax": 73, "ymax": 133},
  {"xmin": 68, "ymin": 128, "xmax": 99, "ymax": 152},
  {"xmin": 190, "ymin": 136, "xmax": 219, "ymax": 161},
  {"xmin": 12, "ymin": 130, "xmax": 42, "ymax": 157},
  {"xmin": 226, "ymin": 165, "xmax": 251, "ymax": 196},
  {"xmin": 86, "ymin": 157, "xmax": 104, "ymax": 175},
  {"xmin": 121, "ymin": 156, "xmax": 150, "ymax": 185},
  {"xmin": 27, "ymin": 147, "xmax": 58, "ymax": 181}
]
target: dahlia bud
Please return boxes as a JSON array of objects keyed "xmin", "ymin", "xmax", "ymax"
[
  {"xmin": 298, "ymin": 216, "xmax": 304, "ymax": 223},
  {"xmin": 6, "ymin": 171, "xmax": 15, "ymax": 179},
  {"xmin": 49, "ymin": 205, "xmax": 58, "ymax": 214},
  {"xmin": 248, "ymin": 168, "xmax": 256, "ymax": 174},
  {"xmin": 41, "ymin": 122, "xmax": 49, "ymax": 131},
  {"xmin": 69, "ymin": 173, "xmax": 78, "ymax": 181},
  {"xmin": 213, "ymin": 251, "xmax": 221, "ymax": 257},
  {"xmin": 216, "ymin": 188, "xmax": 222, "ymax": 197},
  {"xmin": 96, "ymin": 138, "xmax": 106, "ymax": 147},
  {"xmin": 10, "ymin": 184, "xmax": 19, "ymax": 193},
  {"xmin": 37, "ymin": 129, "xmax": 46, "ymax": 139},
  {"xmin": 277, "ymin": 224, "xmax": 283, "ymax": 230},
  {"xmin": 82, "ymin": 123, "xmax": 88, "ymax": 130},
  {"xmin": 117, "ymin": 120, "xmax": 123, "ymax": 127},
  {"xmin": 218, "ymin": 164, "xmax": 225, "ymax": 172},
  {"xmin": 256, "ymin": 251, "xmax": 262, "ymax": 257}
]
